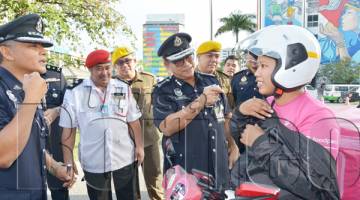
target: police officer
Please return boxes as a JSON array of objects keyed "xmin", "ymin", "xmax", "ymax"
[
  {"xmin": 0, "ymin": 14, "xmax": 72, "ymax": 200},
  {"xmin": 60, "ymin": 49, "xmax": 144, "ymax": 200},
  {"xmin": 153, "ymin": 33, "xmax": 239, "ymax": 190},
  {"xmin": 111, "ymin": 46, "xmax": 163, "ymax": 200},
  {"xmin": 42, "ymin": 64, "xmax": 70, "ymax": 200},
  {"xmin": 231, "ymin": 50, "xmax": 263, "ymax": 107},
  {"xmin": 223, "ymin": 55, "xmax": 240, "ymax": 78},
  {"xmin": 196, "ymin": 40, "xmax": 235, "ymax": 109}
]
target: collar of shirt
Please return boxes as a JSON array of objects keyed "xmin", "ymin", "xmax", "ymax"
[
  {"xmin": 0, "ymin": 67, "xmax": 23, "ymax": 89},
  {"xmin": 170, "ymin": 71, "xmax": 205, "ymax": 87},
  {"xmin": 0, "ymin": 67, "xmax": 25, "ymax": 102},
  {"xmin": 83, "ymin": 78, "xmax": 117, "ymax": 95}
]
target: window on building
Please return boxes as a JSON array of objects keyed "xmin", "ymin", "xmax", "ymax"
[{"xmin": 307, "ymin": 14, "xmax": 319, "ymax": 27}]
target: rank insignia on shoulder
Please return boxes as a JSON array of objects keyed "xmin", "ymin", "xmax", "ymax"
[
  {"xmin": 240, "ymin": 76, "xmax": 248, "ymax": 84},
  {"xmin": 46, "ymin": 64, "xmax": 62, "ymax": 72},
  {"xmin": 67, "ymin": 79, "xmax": 83, "ymax": 89}
]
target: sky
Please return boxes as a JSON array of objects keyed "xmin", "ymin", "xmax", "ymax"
[{"xmin": 115, "ymin": 0, "xmax": 257, "ymax": 59}]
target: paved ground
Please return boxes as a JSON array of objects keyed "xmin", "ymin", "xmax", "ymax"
[{"xmin": 47, "ymin": 102, "xmax": 360, "ymax": 200}]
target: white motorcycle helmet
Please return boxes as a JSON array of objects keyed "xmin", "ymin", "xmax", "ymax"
[{"xmin": 236, "ymin": 25, "xmax": 321, "ymax": 90}]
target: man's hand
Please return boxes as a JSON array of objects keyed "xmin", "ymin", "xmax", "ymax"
[
  {"xmin": 44, "ymin": 107, "xmax": 60, "ymax": 126},
  {"xmin": 239, "ymin": 98, "xmax": 273, "ymax": 119},
  {"xmin": 202, "ymin": 85, "xmax": 223, "ymax": 106},
  {"xmin": 240, "ymin": 124, "xmax": 264, "ymax": 147},
  {"xmin": 22, "ymin": 72, "xmax": 47, "ymax": 104},
  {"xmin": 49, "ymin": 161, "xmax": 77, "ymax": 188},
  {"xmin": 228, "ymin": 143, "xmax": 239, "ymax": 169},
  {"xmin": 135, "ymin": 146, "xmax": 144, "ymax": 166}
]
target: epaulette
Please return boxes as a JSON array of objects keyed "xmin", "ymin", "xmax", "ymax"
[
  {"xmin": 233, "ymin": 69, "xmax": 248, "ymax": 77},
  {"xmin": 46, "ymin": 64, "xmax": 62, "ymax": 72},
  {"xmin": 154, "ymin": 76, "xmax": 171, "ymax": 88},
  {"xmin": 216, "ymin": 69, "xmax": 230, "ymax": 78},
  {"xmin": 66, "ymin": 79, "xmax": 83, "ymax": 90},
  {"xmin": 114, "ymin": 77, "xmax": 130, "ymax": 85},
  {"xmin": 139, "ymin": 71, "xmax": 155, "ymax": 78}
]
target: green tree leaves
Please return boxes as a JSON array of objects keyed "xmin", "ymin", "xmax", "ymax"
[
  {"xmin": 0, "ymin": 0, "xmax": 135, "ymax": 50},
  {"xmin": 215, "ymin": 10, "xmax": 256, "ymax": 43}
]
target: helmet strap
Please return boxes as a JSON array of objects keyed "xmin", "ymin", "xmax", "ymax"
[{"xmin": 274, "ymin": 88, "xmax": 284, "ymax": 97}]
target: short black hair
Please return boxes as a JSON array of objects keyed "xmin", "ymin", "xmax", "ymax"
[{"xmin": 224, "ymin": 55, "xmax": 238, "ymax": 64}]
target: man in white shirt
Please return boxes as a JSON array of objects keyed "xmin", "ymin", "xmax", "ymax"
[{"xmin": 60, "ymin": 49, "xmax": 144, "ymax": 200}]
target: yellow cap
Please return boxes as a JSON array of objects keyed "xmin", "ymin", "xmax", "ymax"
[
  {"xmin": 111, "ymin": 46, "xmax": 134, "ymax": 64},
  {"xmin": 196, "ymin": 41, "xmax": 222, "ymax": 55}
]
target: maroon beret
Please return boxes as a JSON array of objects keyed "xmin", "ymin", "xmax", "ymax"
[{"xmin": 85, "ymin": 49, "xmax": 111, "ymax": 68}]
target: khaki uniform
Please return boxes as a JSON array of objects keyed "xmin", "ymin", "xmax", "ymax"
[
  {"xmin": 121, "ymin": 71, "xmax": 164, "ymax": 200},
  {"xmin": 214, "ymin": 69, "xmax": 235, "ymax": 109}
]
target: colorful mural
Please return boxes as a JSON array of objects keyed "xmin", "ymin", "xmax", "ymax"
[
  {"xmin": 318, "ymin": 0, "xmax": 360, "ymax": 64},
  {"xmin": 264, "ymin": 0, "xmax": 304, "ymax": 26}
]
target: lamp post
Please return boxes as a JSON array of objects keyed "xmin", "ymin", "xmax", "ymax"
[{"xmin": 210, "ymin": 0, "xmax": 213, "ymax": 40}]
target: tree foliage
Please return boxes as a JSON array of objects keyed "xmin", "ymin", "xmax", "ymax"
[
  {"xmin": 0, "ymin": 0, "xmax": 135, "ymax": 51},
  {"xmin": 319, "ymin": 60, "xmax": 360, "ymax": 84},
  {"xmin": 215, "ymin": 11, "xmax": 256, "ymax": 43}
]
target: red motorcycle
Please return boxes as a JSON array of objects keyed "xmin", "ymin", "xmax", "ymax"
[{"xmin": 163, "ymin": 165, "xmax": 280, "ymax": 200}]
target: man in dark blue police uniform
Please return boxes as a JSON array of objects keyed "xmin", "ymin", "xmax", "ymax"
[
  {"xmin": 42, "ymin": 64, "xmax": 70, "ymax": 200},
  {"xmin": 230, "ymin": 50, "xmax": 264, "ymax": 153},
  {"xmin": 0, "ymin": 14, "xmax": 73, "ymax": 200},
  {"xmin": 231, "ymin": 51, "xmax": 263, "ymax": 107},
  {"xmin": 152, "ymin": 33, "xmax": 239, "ymax": 190}
]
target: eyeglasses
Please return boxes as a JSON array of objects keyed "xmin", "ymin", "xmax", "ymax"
[
  {"xmin": 170, "ymin": 54, "xmax": 194, "ymax": 67},
  {"xmin": 116, "ymin": 58, "xmax": 134, "ymax": 66}
]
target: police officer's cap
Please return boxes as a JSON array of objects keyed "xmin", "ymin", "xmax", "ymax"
[
  {"xmin": 0, "ymin": 14, "xmax": 53, "ymax": 47},
  {"xmin": 157, "ymin": 32, "xmax": 194, "ymax": 62}
]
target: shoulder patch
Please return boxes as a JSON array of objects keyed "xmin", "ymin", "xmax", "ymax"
[
  {"xmin": 66, "ymin": 79, "xmax": 83, "ymax": 90},
  {"xmin": 46, "ymin": 64, "xmax": 62, "ymax": 72},
  {"xmin": 155, "ymin": 76, "xmax": 171, "ymax": 88}
]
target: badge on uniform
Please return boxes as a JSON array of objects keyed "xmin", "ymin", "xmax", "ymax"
[
  {"xmin": 174, "ymin": 88, "xmax": 182, "ymax": 97},
  {"xmin": 214, "ymin": 103, "xmax": 225, "ymax": 122},
  {"xmin": 113, "ymin": 87, "xmax": 126, "ymax": 116},
  {"xmin": 6, "ymin": 90, "xmax": 18, "ymax": 103},
  {"xmin": 239, "ymin": 76, "xmax": 248, "ymax": 85},
  {"xmin": 173, "ymin": 88, "xmax": 189, "ymax": 101},
  {"xmin": 101, "ymin": 104, "xmax": 109, "ymax": 116}
]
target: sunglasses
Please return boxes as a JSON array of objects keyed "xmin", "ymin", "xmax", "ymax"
[
  {"xmin": 116, "ymin": 58, "xmax": 134, "ymax": 66},
  {"xmin": 170, "ymin": 54, "xmax": 194, "ymax": 67}
]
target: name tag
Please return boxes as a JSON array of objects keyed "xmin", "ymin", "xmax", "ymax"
[
  {"xmin": 214, "ymin": 104, "xmax": 225, "ymax": 122},
  {"xmin": 101, "ymin": 104, "xmax": 109, "ymax": 116}
]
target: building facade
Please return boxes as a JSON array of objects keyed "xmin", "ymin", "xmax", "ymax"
[{"xmin": 143, "ymin": 14, "xmax": 185, "ymax": 77}]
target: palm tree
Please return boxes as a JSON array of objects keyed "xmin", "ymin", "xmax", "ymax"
[{"xmin": 215, "ymin": 11, "xmax": 256, "ymax": 43}]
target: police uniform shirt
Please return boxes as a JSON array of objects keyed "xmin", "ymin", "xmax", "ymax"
[
  {"xmin": 152, "ymin": 71, "xmax": 230, "ymax": 188},
  {"xmin": 0, "ymin": 67, "xmax": 47, "ymax": 199},
  {"xmin": 59, "ymin": 78, "xmax": 141, "ymax": 173},
  {"xmin": 43, "ymin": 65, "xmax": 66, "ymax": 109},
  {"xmin": 121, "ymin": 71, "xmax": 161, "ymax": 147},
  {"xmin": 231, "ymin": 69, "xmax": 263, "ymax": 107},
  {"xmin": 42, "ymin": 65, "xmax": 67, "ymax": 190}
]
